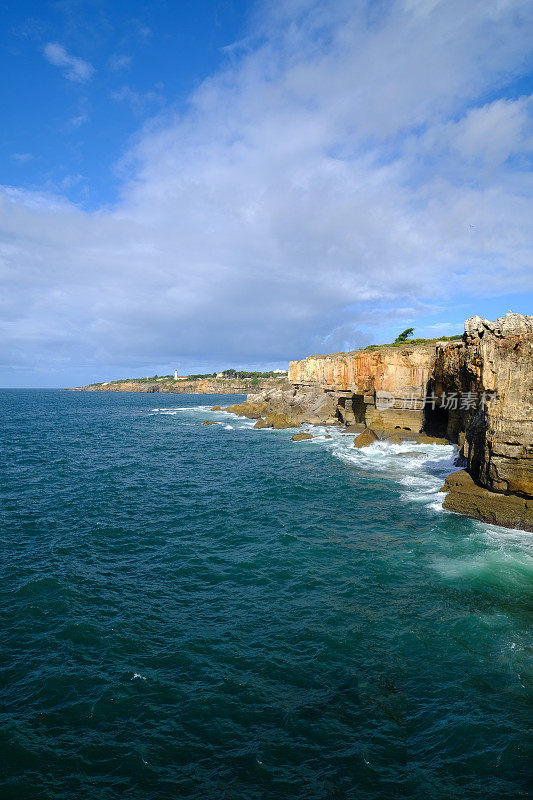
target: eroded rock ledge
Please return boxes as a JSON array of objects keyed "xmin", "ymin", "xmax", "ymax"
[
  {"xmin": 441, "ymin": 471, "xmax": 533, "ymax": 531},
  {"xmin": 226, "ymin": 313, "xmax": 533, "ymax": 532}
]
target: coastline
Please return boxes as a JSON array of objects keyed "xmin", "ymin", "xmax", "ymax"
[
  {"xmin": 67, "ymin": 312, "xmax": 533, "ymax": 532},
  {"xmin": 65, "ymin": 377, "xmax": 290, "ymax": 395},
  {"xmin": 218, "ymin": 313, "xmax": 532, "ymax": 532}
]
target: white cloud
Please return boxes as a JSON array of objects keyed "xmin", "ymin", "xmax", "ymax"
[
  {"xmin": 111, "ymin": 85, "xmax": 164, "ymax": 115},
  {"xmin": 418, "ymin": 95, "xmax": 533, "ymax": 167},
  {"xmin": 450, "ymin": 97, "xmax": 533, "ymax": 163},
  {"xmin": 109, "ymin": 54, "xmax": 132, "ymax": 71},
  {"xmin": 43, "ymin": 43, "xmax": 94, "ymax": 82},
  {"xmin": 67, "ymin": 97, "xmax": 91, "ymax": 129},
  {"xmin": 2, "ymin": 0, "xmax": 533, "ymax": 383}
]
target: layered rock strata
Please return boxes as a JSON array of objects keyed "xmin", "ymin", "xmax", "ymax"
[
  {"xmin": 432, "ymin": 314, "xmax": 533, "ymax": 497},
  {"xmin": 289, "ymin": 345, "xmax": 436, "ymax": 433}
]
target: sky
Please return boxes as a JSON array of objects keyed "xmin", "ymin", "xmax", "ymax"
[{"xmin": 1, "ymin": 0, "xmax": 532, "ymax": 387}]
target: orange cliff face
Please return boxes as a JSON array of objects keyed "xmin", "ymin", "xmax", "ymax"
[
  {"xmin": 289, "ymin": 315, "xmax": 533, "ymax": 510},
  {"xmin": 288, "ymin": 345, "xmax": 437, "ymax": 398}
]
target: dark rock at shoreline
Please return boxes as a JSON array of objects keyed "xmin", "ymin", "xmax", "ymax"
[
  {"xmin": 353, "ymin": 429, "xmax": 379, "ymax": 448},
  {"xmin": 381, "ymin": 431, "xmax": 419, "ymax": 444},
  {"xmin": 416, "ymin": 434, "xmax": 449, "ymax": 446},
  {"xmin": 226, "ymin": 388, "xmax": 338, "ymax": 429},
  {"xmin": 440, "ymin": 470, "xmax": 533, "ymax": 531},
  {"xmin": 268, "ymin": 413, "xmax": 297, "ymax": 429}
]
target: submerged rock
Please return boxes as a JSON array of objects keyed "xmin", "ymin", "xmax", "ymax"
[
  {"xmin": 292, "ymin": 432, "xmax": 314, "ymax": 441},
  {"xmin": 211, "ymin": 405, "xmax": 221, "ymax": 411},
  {"xmin": 353, "ymin": 429, "xmax": 379, "ymax": 448},
  {"xmin": 202, "ymin": 420, "xmax": 217, "ymax": 425}
]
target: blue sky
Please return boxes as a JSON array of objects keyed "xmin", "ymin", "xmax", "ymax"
[
  {"xmin": 1, "ymin": 0, "xmax": 249, "ymax": 207},
  {"xmin": 1, "ymin": 0, "xmax": 532, "ymax": 386}
]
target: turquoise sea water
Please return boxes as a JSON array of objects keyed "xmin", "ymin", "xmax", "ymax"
[{"xmin": 0, "ymin": 389, "xmax": 531, "ymax": 799}]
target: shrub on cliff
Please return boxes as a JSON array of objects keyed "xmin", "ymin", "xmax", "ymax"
[{"xmin": 394, "ymin": 328, "xmax": 414, "ymax": 343}]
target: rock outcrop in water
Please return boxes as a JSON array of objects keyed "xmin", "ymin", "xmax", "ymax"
[
  {"xmin": 226, "ymin": 313, "xmax": 532, "ymax": 531},
  {"xmin": 227, "ymin": 388, "xmax": 339, "ymax": 429},
  {"xmin": 440, "ymin": 470, "xmax": 533, "ymax": 530}
]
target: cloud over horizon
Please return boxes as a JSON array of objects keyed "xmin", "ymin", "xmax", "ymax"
[{"xmin": 2, "ymin": 0, "xmax": 533, "ymax": 385}]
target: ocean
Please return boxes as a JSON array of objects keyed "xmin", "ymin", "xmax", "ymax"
[{"xmin": 1, "ymin": 389, "xmax": 531, "ymax": 799}]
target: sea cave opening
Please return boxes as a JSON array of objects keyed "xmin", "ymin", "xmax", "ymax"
[{"xmin": 423, "ymin": 403, "xmax": 449, "ymax": 438}]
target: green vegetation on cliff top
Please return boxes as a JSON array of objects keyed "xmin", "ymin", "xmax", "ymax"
[
  {"xmin": 84, "ymin": 369, "xmax": 288, "ymax": 388},
  {"xmin": 363, "ymin": 333, "xmax": 462, "ymax": 351},
  {"xmin": 306, "ymin": 333, "xmax": 463, "ymax": 359}
]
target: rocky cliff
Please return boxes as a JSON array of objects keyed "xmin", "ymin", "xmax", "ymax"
[
  {"xmin": 289, "ymin": 343, "xmax": 437, "ymax": 433},
  {"xmin": 433, "ymin": 314, "xmax": 533, "ymax": 497},
  {"xmin": 289, "ymin": 345, "xmax": 436, "ymax": 396},
  {"xmin": 228, "ymin": 313, "xmax": 532, "ymax": 531},
  {"xmin": 431, "ymin": 314, "xmax": 533, "ymax": 528},
  {"xmin": 70, "ymin": 314, "xmax": 532, "ymax": 530}
]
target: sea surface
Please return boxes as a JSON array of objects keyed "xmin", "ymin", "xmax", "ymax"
[{"xmin": 0, "ymin": 389, "xmax": 531, "ymax": 799}]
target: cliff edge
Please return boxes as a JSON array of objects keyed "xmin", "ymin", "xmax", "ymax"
[{"xmin": 227, "ymin": 313, "xmax": 532, "ymax": 531}]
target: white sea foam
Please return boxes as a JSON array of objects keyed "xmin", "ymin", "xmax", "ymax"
[
  {"xmin": 150, "ymin": 401, "xmax": 459, "ymax": 516},
  {"xmin": 470, "ymin": 520, "xmax": 533, "ymax": 554},
  {"xmin": 306, "ymin": 427, "xmax": 458, "ymax": 514},
  {"xmin": 132, "ymin": 672, "xmax": 147, "ymax": 681},
  {"xmin": 432, "ymin": 545, "xmax": 533, "ymax": 584},
  {"xmin": 150, "ymin": 405, "xmax": 213, "ymax": 414},
  {"xmin": 198, "ymin": 410, "xmax": 532, "ymax": 606},
  {"xmin": 159, "ymin": 402, "xmax": 529, "ymax": 546}
]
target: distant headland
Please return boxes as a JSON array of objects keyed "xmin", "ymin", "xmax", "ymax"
[{"xmin": 66, "ymin": 369, "xmax": 290, "ymax": 395}]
